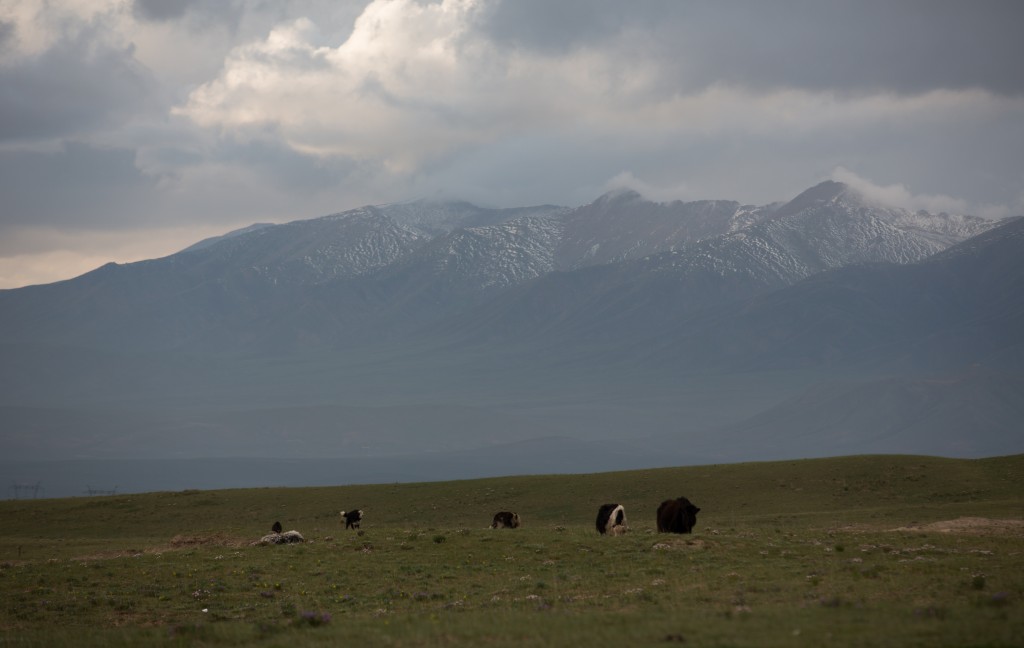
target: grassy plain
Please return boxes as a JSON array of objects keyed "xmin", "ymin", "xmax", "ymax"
[{"xmin": 1, "ymin": 454, "xmax": 1022, "ymax": 647}]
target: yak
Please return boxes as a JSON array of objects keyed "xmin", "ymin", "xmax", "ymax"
[
  {"xmin": 596, "ymin": 503, "xmax": 627, "ymax": 535},
  {"xmin": 656, "ymin": 497, "xmax": 700, "ymax": 534},
  {"xmin": 490, "ymin": 511, "xmax": 521, "ymax": 529},
  {"xmin": 340, "ymin": 509, "xmax": 363, "ymax": 530}
]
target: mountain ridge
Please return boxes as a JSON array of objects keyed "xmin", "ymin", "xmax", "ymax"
[{"xmin": 0, "ymin": 182, "xmax": 1020, "ymax": 473}]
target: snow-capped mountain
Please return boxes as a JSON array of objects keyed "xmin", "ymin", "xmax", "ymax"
[
  {"xmin": 180, "ymin": 206, "xmax": 430, "ymax": 285},
  {"xmin": 377, "ymin": 200, "xmax": 567, "ymax": 237},
  {"xmin": 1, "ymin": 181, "xmax": 1019, "ymax": 471},
  {"xmin": 420, "ymin": 181, "xmax": 1003, "ymax": 347},
  {"xmin": 554, "ymin": 189, "xmax": 783, "ymax": 269},
  {"xmin": 0, "ymin": 181, "xmax": 1004, "ymax": 352}
]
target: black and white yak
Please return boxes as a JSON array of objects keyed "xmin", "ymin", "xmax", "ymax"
[
  {"xmin": 340, "ymin": 509, "xmax": 363, "ymax": 530},
  {"xmin": 596, "ymin": 503, "xmax": 627, "ymax": 535}
]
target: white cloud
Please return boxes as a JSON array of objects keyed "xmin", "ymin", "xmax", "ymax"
[
  {"xmin": 175, "ymin": 0, "xmax": 670, "ymax": 171},
  {"xmin": 0, "ymin": 0, "xmax": 125, "ymax": 57},
  {"xmin": 830, "ymin": 167, "xmax": 1009, "ymax": 219},
  {"xmin": 603, "ymin": 172, "xmax": 691, "ymax": 203},
  {"xmin": 176, "ymin": 0, "xmax": 1024, "ymax": 186}
]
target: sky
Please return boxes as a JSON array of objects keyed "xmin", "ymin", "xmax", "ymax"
[{"xmin": 1, "ymin": 0, "xmax": 1022, "ymax": 288}]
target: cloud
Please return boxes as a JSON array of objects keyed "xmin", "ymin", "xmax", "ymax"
[
  {"xmin": 478, "ymin": 0, "xmax": 1024, "ymax": 97},
  {"xmin": 603, "ymin": 172, "xmax": 691, "ymax": 203},
  {"xmin": 0, "ymin": 20, "xmax": 14, "ymax": 51},
  {"xmin": 831, "ymin": 167, "xmax": 1009, "ymax": 219},
  {"xmin": 132, "ymin": 0, "xmax": 201, "ymax": 22},
  {"xmin": 0, "ymin": 142, "xmax": 157, "ymax": 228},
  {"xmin": 0, "ymin": 38, "xmax": 155, "ymax": 142},
  {"xmin": 0, "ymin": 2, "xmax": 157, "ymax": 142},
  {"xmin": 475, "ymin": 0, "xmax": 640, "ymax": 54},
  {"xmin": 177, "ymin": 2, "xmax": 532, "ymax": 170},
  {"xmin": 177, "ymin": 0, "xmax": 1023, "ymax": 178},
  {"xmin": 0, "ymin": 0, "xmax": 126, "ymax": 57}
]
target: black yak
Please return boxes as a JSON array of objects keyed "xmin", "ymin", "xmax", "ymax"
[
  {"xmin": 656, "ymin": 497, "xmax": 700, "ymax": 534},
  {"xmin": 490, "ymin": 511, "xmax": 521, "ymax": 529}
]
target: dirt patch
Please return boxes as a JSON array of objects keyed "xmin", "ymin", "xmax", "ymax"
[{"xmin": 892, "ymin": 517, "xmax": 1024, "ymax": 535}]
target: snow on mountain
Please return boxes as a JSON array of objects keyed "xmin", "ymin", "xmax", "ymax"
[
  {"xmin": 377, "ymin": 199, "xmax": 568, "ymax": 237},
  {"xmin": 1, "ymin": 183, "xmax": 1020, "ymax": 472},
  {"xmin": 158, "ymin": 181, "xmax": 1001, "ymax": 301},
  {"xmin": 0, "ymin": 181, "xmax": 1006, "ymax": 355},
  {"xmin": 555, "ymin": 190, "xmax": 776, "ymax": 269},
  {"xmin": 373, "ymin": 215, "xmax": 565, "ymax": 296},
  {"xmin": 656, "ymin": 181, "xmax": 1003, "ymax": 285},
  {"xmin": 182, "ymin": 206, "xmax": 430, "ymax": 286},
  {"xmin": 770, "ymin": 180, "xmax": 995, "ymax": 251}
]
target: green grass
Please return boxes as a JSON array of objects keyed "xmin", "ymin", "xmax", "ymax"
[{"xmin": 1, "ymin": 454, "xmax": 1022, "ymax": 646}]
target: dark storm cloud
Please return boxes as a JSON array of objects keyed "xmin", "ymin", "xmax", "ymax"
[
  {"xmin": 477, "ymin": 0, "xmax": 639, "ymax": 53},
  {"xmin": 479, "ymin": 0, "xmax": 1024, "ymax": 96},
  {"xmin": 131, "ymin": 0, "xmax": 245, "ymax": 34},
  {"xmin": 673, "ymin": 0, "xmax": 1024, "ymax": 96},
  {"xmin": 133, "ymin": 0, "xmax": 200, "ymax": 22},
  {"xmin": 0, "ymin": 142, "xmax": 156, "ymax": 229},
  {"xmin": 0, "ymin": 34, "xmax": 155, "ymax": 142}
]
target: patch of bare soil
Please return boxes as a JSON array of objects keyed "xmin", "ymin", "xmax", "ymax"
[{"xmin": 892, "ymin": 517, "xmax": 1024, "ymax": 535}]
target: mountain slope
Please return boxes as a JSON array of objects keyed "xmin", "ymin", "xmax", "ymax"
[
  {"xmin": 645, "ymin": 215, "xmax": 1024, "ymax": 372},
  {"xmin": 554, "ymin": 189, "xmax": 774, "ymax": 268},
  {"xmin": 0, "ymin": 183, "xmax": 1018, "ymax": 469},
  {"xmin": 429, "ymin": 182, "xmax": 1002, "ymax": 351},
  {"xmin": 706, "ymin": 370, "xmax": 1024, "ymax": 460}
]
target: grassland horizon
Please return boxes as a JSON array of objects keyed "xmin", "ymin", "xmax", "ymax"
[{"xmin": 2, "ymin": 453, "xmax": 1022, "ymax": 647}]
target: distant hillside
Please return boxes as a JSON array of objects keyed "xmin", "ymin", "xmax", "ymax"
[{"xmin": 0, "ymin": 182, "xmax": 1019, "ymax": 475}]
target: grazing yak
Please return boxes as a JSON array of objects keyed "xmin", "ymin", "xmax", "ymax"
[
  {"xmin": 656, "ymin": 497, "xmax": 700, "ymax": 534},
  {"xmin": 340, "ymin": 509, "xmax": 363, "ymax": 530},
  {"xmin": 596, "ymin": 503, "xmax": 627, "ymax": 535},
  {"xmin": 490, "ymin": 511, "xmax": 521, "ymax": 529}
]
